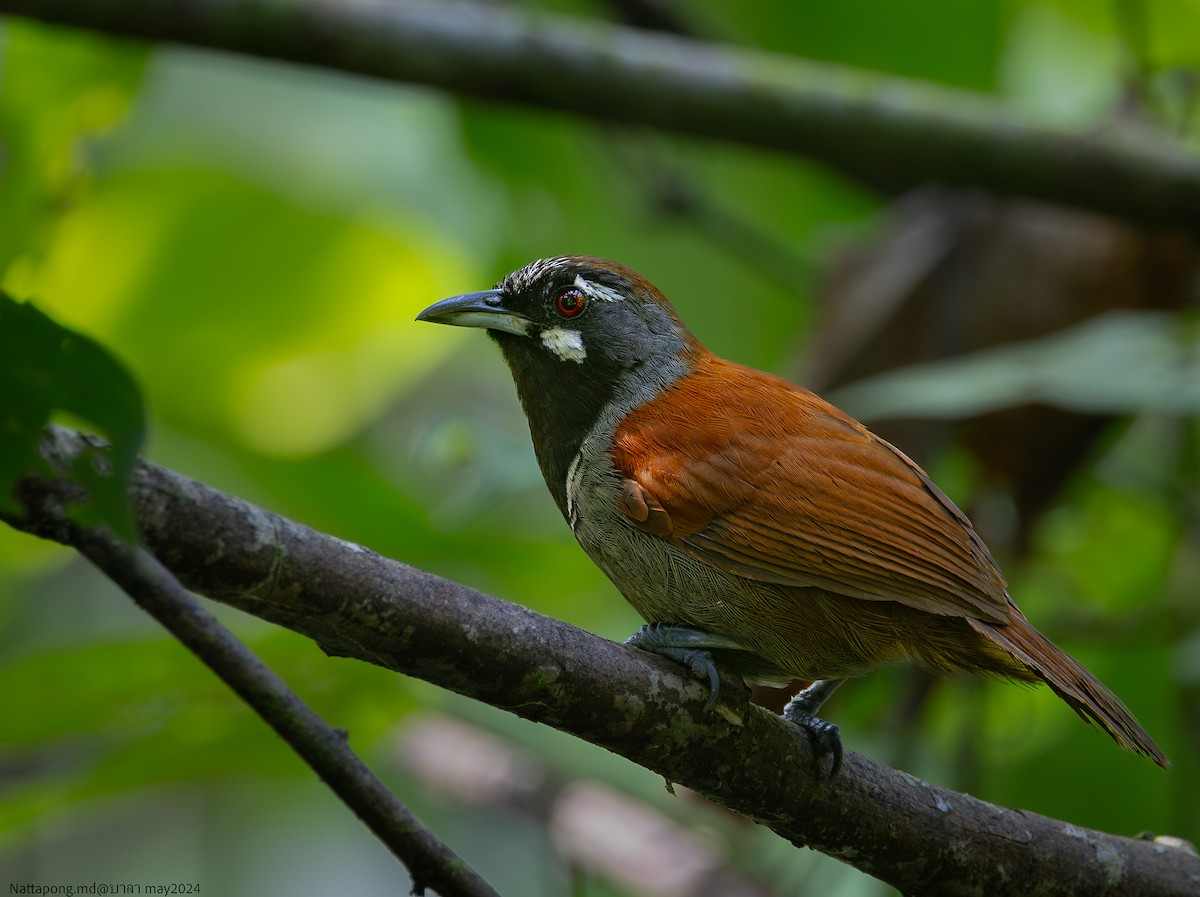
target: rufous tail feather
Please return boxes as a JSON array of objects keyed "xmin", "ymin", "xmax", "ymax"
[{"xmin": 968, "ymin": 613, "xmax": 1169, "ymax": 769}]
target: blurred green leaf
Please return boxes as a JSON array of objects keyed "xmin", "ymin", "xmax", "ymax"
[
  {"xmin": 0, "ymin": 628, "xmax": 416, "ymax": 838},
  {"xmin": 998, "ymin": 2, "xmax": 1122, "ymax": 124},
  {"xmin": 0, "ymin": 293, "xmax": 145, "ymax": 538},
  {"xmin": 25, "ymin": 166, "xmax": 470, "ymax": 458},
  {"xmin": 0, "ymin": 19, "xmax": 147, "ymax": 275},
  {"xmin": 831, "ymin": 311, "xmax": 1200, "ymax": 421},
  {"xmin": 712, "ymin": 0, "xmax": 1005, "ymax": 90},
  {"xmin": 1149, "ymin": 0, "xmax": 1200, "ymax": 67},
  {"xmin": 1042, "ymin": 484, "xmax": 1180, "ymax": 611}
]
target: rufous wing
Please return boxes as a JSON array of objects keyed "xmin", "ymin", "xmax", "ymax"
[{"xmin": 612, "ymin": 354, "xmax": 1012, "ymax": 624}]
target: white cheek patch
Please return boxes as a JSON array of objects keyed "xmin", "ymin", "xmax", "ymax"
[
  {"xmin": 573, "ymin": 275, "xmax": 624, "ymax": 304},
  {"xmin": 541, "ymin": 327, "xmax": 587, "ymax": 363}
]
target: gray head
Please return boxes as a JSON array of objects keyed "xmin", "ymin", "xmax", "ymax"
[
  {"xmin": 416, "ymin": 255, "xmax": 702, "ymax": 513},
  {"xmin": 419, "ymin": 255, "xmax": 697, "ymax": 362}
]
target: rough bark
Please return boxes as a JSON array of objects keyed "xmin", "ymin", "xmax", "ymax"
[{"xmin": 6, "ymin": 427, "xmax": 1198, "ymax": 897}]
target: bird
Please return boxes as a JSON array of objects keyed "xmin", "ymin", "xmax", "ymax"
[{"xmin": 416, "ymin": 254, "xmax": 1169, "ymax": 775}]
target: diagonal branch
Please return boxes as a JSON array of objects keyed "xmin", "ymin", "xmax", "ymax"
[
  {"xmin": 3, "ymin": 0, "xmax": 1200, "ymax": 229},
  {"xmin": 59, "ymin": 491, "xmax": 500, "ymax": 897},
  {"xmin": 6, "ymin": 426, "xmax": 1199, "ymax": 897}
]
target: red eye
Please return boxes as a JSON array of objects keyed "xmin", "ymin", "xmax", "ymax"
[{"xmin": 554, "ymin": 288, "xmax": 587, "ymax": 318}]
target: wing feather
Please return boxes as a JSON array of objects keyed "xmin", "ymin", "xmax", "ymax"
[{"xmin": 613, "ymin": 355, "xmax": 1011, "ymax": 624}]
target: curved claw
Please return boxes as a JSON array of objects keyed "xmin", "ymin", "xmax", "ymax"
[
  {"xmin": 783, "ymin": 705, "xmax": 843, "ymax": 780},
  {"xmin": 625, "ymin": 624, "xmax": 723, "ymax": 710}
]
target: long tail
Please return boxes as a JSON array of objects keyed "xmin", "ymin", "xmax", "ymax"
[{"xmin": 968, "ymin": 612, "xmax": 1170, "ymax": 769}]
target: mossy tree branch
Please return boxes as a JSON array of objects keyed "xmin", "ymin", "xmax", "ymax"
[{"xmin": 5, "ymin": 427, "xmax": 1198, "ymax": 897}]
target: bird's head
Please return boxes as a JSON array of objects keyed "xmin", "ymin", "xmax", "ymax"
[
  {"xmin": 417, "ymin": 255, "xmax": 704, "ymax": 507},
  {"xmin": 417, "ymin": 255, "xmax": 699, "ymax": 374}
]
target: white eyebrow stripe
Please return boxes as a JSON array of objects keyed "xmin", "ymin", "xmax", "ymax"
[{"xmin": 573, "ymin": 275, "xmax": 624, "ymax": 303}]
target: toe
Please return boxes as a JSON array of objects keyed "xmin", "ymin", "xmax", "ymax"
[{"xmin": 784, "ymin": 709, "xmax": 843, "ymax": 780}]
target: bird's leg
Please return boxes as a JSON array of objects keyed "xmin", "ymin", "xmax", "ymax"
[
  {"xmin": 625, "ymin": 623, "xmax": 745, "ymax": 711},
  {"xmin": 627, "ymin": 626, "xmax": 846, "ymax": 777},
  {"xmin": 783, "ymin": 679, "xmax": 845, "ymax": 778}
]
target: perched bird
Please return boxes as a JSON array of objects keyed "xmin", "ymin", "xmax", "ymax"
[{"xmin": 417, "ymin": 255, "xmax": 1169, "ymax": 774}]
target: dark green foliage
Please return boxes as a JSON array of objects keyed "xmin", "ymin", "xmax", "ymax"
[{"xmin": 0, "ymin": 293, "xmax": 144, "ymax": 538}]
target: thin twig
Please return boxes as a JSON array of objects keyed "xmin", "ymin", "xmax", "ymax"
[{"xmin": 64, "ymin": 517, "xmax": 500, "ymax": 897}]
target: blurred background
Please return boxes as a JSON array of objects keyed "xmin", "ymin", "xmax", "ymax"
[{"xmin": 1, "ymin": 1, "xmax": 1198, "ymax": 895}]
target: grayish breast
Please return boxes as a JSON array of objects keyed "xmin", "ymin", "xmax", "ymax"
[{"xmin": 564, "ymin": 397, "xmax": 809, "ymax": 684}]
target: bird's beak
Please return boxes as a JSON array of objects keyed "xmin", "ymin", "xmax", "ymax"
[{"xmin": 415, "ymin": 289, "xmax": 530, "ymax": 337}]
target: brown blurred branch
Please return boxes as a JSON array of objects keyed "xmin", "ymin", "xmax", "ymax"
[
  {"xmin": 5, "ymin": 426, "xmax": 1198, "ymax": 897},
  {"xmin": 3, "ymin": 0, "xmax": 1200, "ymax": 228}
]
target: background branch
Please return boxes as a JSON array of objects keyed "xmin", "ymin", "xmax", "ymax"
[
  {"xmin": 54, "ymin": 496, "xmax": 500, "ymax": 897},
  {"xmin": 6, "ymin": 427, "xmax": 1197, "ymax": 897},
  {"xmin": 2, "ymin": 0, "xmax": 1200, "ymax": 229}
]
